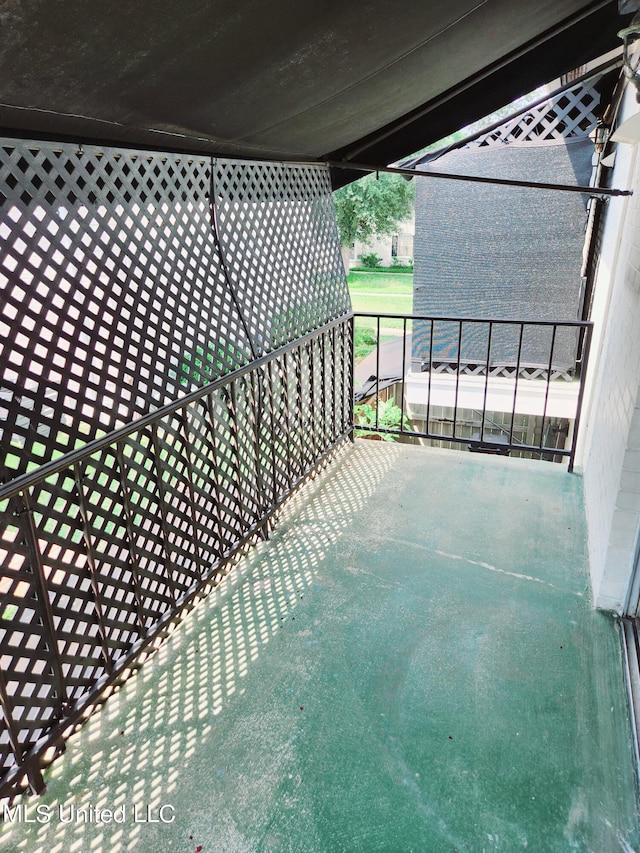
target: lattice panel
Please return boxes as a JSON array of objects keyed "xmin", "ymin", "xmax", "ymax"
[
  {"xmin": 0, "ymin": 323, "xmax": 353, "ymax": 796},
  {"xmin": 31, "ymin": 472, "xmax": 107, "ymax": 703},
  {"xmin": 468, "ymin": 79, "xmax": 601, "ymax": 148},
  {"xmin": 0, "ymin": 141, "xmax": 349, "ymax": 481},
  {"xmin": 119, "ymin": 429, "xmax": 176, "ymax": 628},
  {"xmin": 214, "ymin": 160, "xmax": 350, "ymax": 356},
  {"xmin": 183, "ymin": 398, "xmax": 229, "ymax": 566},
  {"xmin": 79, "ymin": 449, "xmax": 143, "ymax": 661},
  {"xmin": 0, "ymin": 132, "xmax": 351, "ymax": 796},
  {"xmin": 151, "ymin": 417, "xmax": 203, "ymax": 595}
]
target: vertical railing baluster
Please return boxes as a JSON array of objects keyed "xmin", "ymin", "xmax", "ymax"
[
  {"xmin": 348, "ymin": 316, "xmax": 355, "ymax": 440},
  {"xmin": 249, "ymin": 369, "xmax": 269, "ymax": 539},
  {"xmin": 481, "ymin": 322, "xmax": 493, "ymax": 444},
  {"xmin": 0, "ymin": 666, "xmax": 37, "ymax": 791},
  {"xmin": 115, "ymin": 441, "xmax": 148, "ymax": 635},
  {"xmin": 452, "ymin": 320, "xmax": 463, "ymax": 442},
  {"xmin": 375, "ymin": 315, "xmax": 381, "ymax": 431},
  {"xmin": 177, "ymin": 406, "xmax": 206, "ymax": 581},
  {"xmin": 509, "ymin": 323, "xmax": 525, "ymax": 449},
  {"xmin": 304, "ymin": 340, "xmax": 317, "ymax": 462},
  {"xmin": 321, "ymin": 331, "xmax": 327, "ymax": 450},
  {"xmin": 73, "ymin": 462, "xmax": 114, "ymax": 673},
  {"xmin": 400, "ymin": 316, "xmax": 407, "ymax": 436},
  {"xmin": 296, "ymin": 346, "xmax": 305, "ymax": 471},
  {"xmin": 203, "ymin": 393, "xmax": 227, "ymax": 561},
  {"xmin": 540, "ymin": 324, "xmax": 557, "ymax": 453},
  {"xmin": 226, "ymin": 380, "xmax": 250, "ymax": 530},
  {"xmin": 331, "ymin": 326, "xmax": 342, "ymax": 441},
  {"xmin": 18, "ymin": 489, "xmax": 68, "ymax": 714},
  {"xmin": 427, "ymin": 318, "xmax": 434, "ymax": 438},
  {"xmin": 267, "ymin": 360, "xmax": 279, "ymax": 507},
  {"xmin": 149, "ymin": 423, "xmax": 178, "ymax": 606},
  {"xmin": 282, "ymin": 351, "xmax": 295, "ymax": 488}
]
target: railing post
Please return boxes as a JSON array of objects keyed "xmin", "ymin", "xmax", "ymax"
[
  {"xmin": 400, "ymin": 316, "xmax": 407, "ymax": 436},
  {"xmin": 349, "ymin": 314, "xmax": 356, "ymax": 441},
  {"xmin": 569, "ymin": 321, "xmax": 594, "ymax": 473}
]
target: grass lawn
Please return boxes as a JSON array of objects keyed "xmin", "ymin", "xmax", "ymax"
[
  {"xmin": 347, "ymin": 271, "xmax": 413, "ymax": 296},
  {"xmin": 348, "ymin": 270, "xmax": 413, "ymax": 324},
  {"xmin": 354, "ymin": 327, "xmax": 397, "ymax": 362}
]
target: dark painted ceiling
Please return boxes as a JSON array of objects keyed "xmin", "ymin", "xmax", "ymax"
[{"xmin": 0, "ymin": 1, "xmax": 631, "ymax": 185}]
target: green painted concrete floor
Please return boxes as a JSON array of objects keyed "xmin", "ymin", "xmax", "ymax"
[{"xmin": 2, "ymin": 443, "xmax": 639, "ymax": 853}]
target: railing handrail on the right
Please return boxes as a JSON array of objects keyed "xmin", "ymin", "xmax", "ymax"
[{"xmin": 353, "ymin": 312, "xmax": 593, "ymax": 472}]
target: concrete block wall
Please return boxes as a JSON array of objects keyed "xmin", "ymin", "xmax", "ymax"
[{"xmin": 581, "ymin": 87, "xmax": 640, "ymax": 610}]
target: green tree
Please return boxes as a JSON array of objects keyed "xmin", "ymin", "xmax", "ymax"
[{"xmin": 333, "ymin": 172, "xmax": 414, "ymax": 248}]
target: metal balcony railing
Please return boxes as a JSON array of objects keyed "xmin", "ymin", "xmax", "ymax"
[
  {"xmin": 353, "ymin": 312, "xmax": 593, "ymax": 471},
  {"xmin": 0, "ymin": 317, "xmax": 353, "ymax": 800},
  {"xmin": 0, "ymin": 309, "xmax": 596, "ymax": 799}
]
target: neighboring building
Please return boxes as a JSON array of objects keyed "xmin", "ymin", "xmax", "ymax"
[
  {"xmin": 407, "ymin": 73, "xmax": 614, "ymax": 375},
  {"xmin": 345, "ymin": 213, "xmax": 415, "ymax": 268}
]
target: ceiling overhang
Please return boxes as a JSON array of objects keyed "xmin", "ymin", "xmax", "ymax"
[{"xmin": 0, "ymin": 1, "xmax": 631, "ymax": 187}]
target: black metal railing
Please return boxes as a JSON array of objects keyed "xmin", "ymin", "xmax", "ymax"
[
  {"xmin": 353, "ymin": 312, "xmax": 593, "ymax": 472},
  {"xmin": 0, "ymin": 317, "xmax": 352, "ymax": 800}
]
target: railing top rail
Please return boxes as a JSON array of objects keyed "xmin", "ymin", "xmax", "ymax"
[
  {"xmin": 0, "ymin": 313, "xmax": 353, "ymax": 502},
  {"xmin": 353, "ymin": 311, "xmax": 593, "ymax": 329}
]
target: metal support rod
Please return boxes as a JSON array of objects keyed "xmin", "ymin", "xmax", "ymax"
[
  {"xmin": 330, "ymin": 326, "xmax": 337, "ymax": 443},
  {"xmin": 327, "ymin": 160, "xmax": 632, "ymax": 198}
]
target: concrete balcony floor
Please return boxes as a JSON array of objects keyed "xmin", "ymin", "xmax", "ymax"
[{"xmin": 3, "ymin": 442, "xmax": 639, "ymax": 852}]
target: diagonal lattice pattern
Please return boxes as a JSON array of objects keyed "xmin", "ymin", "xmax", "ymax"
[
  {"xmin": 469, "ymin": 78, "xmax": 601, "ymax": 148},
  {"xmin": 0, "ymin": 142, "xmax": 350, "ymax": 480},
  {"xmin": 0, "ymin": 325, "xmax": 353, "ymax": 797},
  {"xmin": 214, "ymin": 160, "xmax": 349, "ymax": 356},
  {"xmin": 0, "ymin": 139, "xmax": 351, "ymax": 797}
]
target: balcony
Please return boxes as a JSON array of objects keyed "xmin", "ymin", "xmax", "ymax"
[
  {"xmin": 1, "ymin": 143, "xmax": 638, "ymax": 851},
  {"xmin": 1, "ymin": 441, "xmax": 638, "ymax": 851}
]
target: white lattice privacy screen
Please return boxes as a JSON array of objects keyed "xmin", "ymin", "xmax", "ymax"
[{"xmin": 0, "ymin": 140, "xmax": 352, "ymax": 798}]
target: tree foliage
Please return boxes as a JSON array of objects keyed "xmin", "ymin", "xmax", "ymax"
[{"xmin": 333, "ymin": 172, "xmax": 414, "ymax": 248}]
